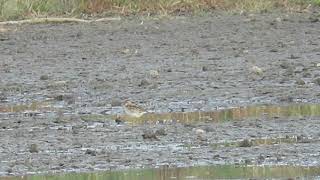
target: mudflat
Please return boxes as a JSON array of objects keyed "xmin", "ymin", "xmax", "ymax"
[{"xmin": 0, "ymin": 11, "xmax": 320, "ymax": 176}]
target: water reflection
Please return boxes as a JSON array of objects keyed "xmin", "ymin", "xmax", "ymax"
[
  {"xmin": 4, "ymin": 165, "xmax": 320, "ymax": 180},
  {"xmin": 0, "ymin": 101, "xmax": 52, "ymax": 113},
  {"xmin": 127, "ymin": 103, "xmax": 320, "ymax": 124},
  {"xmin": 2, "ymin": 102, "xmax": 320, "ymax": 124},
  {"xmin": 210, "ymin": 136, "xmax": 308, "ymax": 148}
]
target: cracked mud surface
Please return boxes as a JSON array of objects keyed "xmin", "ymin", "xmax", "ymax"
[{"xmin": 0, "ymin": 11, "xmax": 320, "ymax": 176}]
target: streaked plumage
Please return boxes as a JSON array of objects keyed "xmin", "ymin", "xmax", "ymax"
[{"xmin": 122, "ymin": 100, "xmax": 146, "ymax": 117}]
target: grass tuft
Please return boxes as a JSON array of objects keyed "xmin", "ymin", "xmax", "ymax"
[{"xmin": 0, "ymin": 0, "xmax": 318, "ymax": 21}]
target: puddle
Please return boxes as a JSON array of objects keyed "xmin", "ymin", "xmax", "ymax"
[
  {"xmin": 210, "ymin": 136, "xmax": 315, "ymax": 149},
  {"xmin": 125, "ymin": 103, "xmax": 320, "ymax": 124},
  {"xmin": 0, "ymin": 101, "xmax": 53, "ymax": 113},
  {"xmin": 3, "ymin": 165, "xmax": 320, "ymax": 180},
  {"xmin": 2, "ymin": 102, "xmax": 320, "ymax": 124}
]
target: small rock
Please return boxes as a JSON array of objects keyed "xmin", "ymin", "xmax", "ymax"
[
  {"xmin": 279, "ymin": 96, "xmax": 294, "ymax": 102},
  {"xmin": 121, "ymin": 48, "xmax": 130, "ymax": 54},
  {"xmin": 316, "ymin": 63, "xmax": 320, "ymax": 67},
  {"xmin": 110, "ymin": 98, "xmax": 122, "ymax": 107},
  {"xmin": 85, "ymin": 149, "xmax": 97, "ymax": 156},
  {"xmin": 302, "ymin": 72, "xmax": 312, "ymax": 78},
  {"xmin": 239, "ymin": 10, "xmax": 247, "ymax": 16},
  {"xmin": 54, "ymin": 95, "xmax": 64, "ymax": 101},
  {"xmin": 280, "ymin": 61, "xmax": 290, "ymax": 69},
  {"xmin": 6, "ymin": 168, "xmax": 13, "ymax": 174},
  {"xmin": 47, "ymin": 81, "xmax": 67, "ymax": 89},
  {"xmin": 142, "ymin": 131, "xmax": 159, "ymax": 140},
  {"xmin": 239, "ymin": 139, "xmax": 252, "ymax": 147},
  {"xmin": 166, "ymin": 68, "xmax": 172, "ymax": 72},
  {"xmin": 119, "ymin": 65, "xmax": 126, "ymax": 71},
  {"xmin": 53, "ymin": 110, "xmax": 64, "ymax": 123},
  {"xmin": 54, "ymin": 94, "xmax": 75, "ymax": 104},
  {"xmin": 202, "ymin": 66, "xmax": 209, "ymax": 71},
  {"xmin": 110, "ymin": 98, "xmax": 122, "ymax": 106},
  {"xmin": 309, "ymin": 16, "xmax": 319, "ymax": 23},
  {"xmin": 295, "ymin": 79, "xmax": 305, "ymax": 85},
  {"xmin": 149, "ymin": 70, "xmax": 159, "ymax": 78},
  {"xmin": 115, "ymin": 114, "xmax": 124, "ymax": 124},
  {"xmin": 284, "ymin": 67, "xmax": 294, "ymax": 76},
  {"xmin": 72, "ymin": 128, "xmax": 79, "ymax": 134},
  {"xmin": 40, "ymin": 75, "xmax": 49, "ymax": 80},
  {"xmin": 191, "ymin": 49, "xmax": 200, "ymax": 56},
  {"xmin": 139, "ymin": 79, "xmax": 151, "ymax": 87},
  {"xmin": 257, "ymin": 154, "xmax": 265, "ymax": 163},
  {"xmin": 195, "ymin": 128, "xmax": 205, "ymax": 136},
  {"xmin": 313, "ymin": 78, "xmax": 320, "ymax": 85},
  {"xmin": 155, "ymin": 128, "xmax": 166, "ymax": 136},
  {"xmin": 289, "ymin": 54, "xmax": 300, "ymax": 59},
  {"xmin": 269, "ymin": 48, "xmax": 278, "ymax": 52},
  {"xmin": 29, "ymin": 144, "xmax": 39, "ymax": 153},
  {"xmin": 0, "ymin": 93, "xmax": 7, "ymax": 102},
  {"xmin": 244, "ymin": 159, "xmax": 251, "ymax": 164},
  {"xmin": 250, "ymin": 66, "xmax": 263, "ymax": 75},
  {"xmin": 275, "ymin": 17, "xmax": 282, "ymax": 22}
]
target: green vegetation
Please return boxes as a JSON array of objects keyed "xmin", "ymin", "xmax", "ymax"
[{"xmin": 0, "ymin": 0, "xmax": 318, "ymax": 21}]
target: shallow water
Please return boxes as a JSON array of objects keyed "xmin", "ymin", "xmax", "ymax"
[
  {"xmin": 112, "ymin": 103, "xmax": 320, "ymax": 124},
  {"xmin": 3, "ymin": 165, "xmax": 320, "ymax": 180}
]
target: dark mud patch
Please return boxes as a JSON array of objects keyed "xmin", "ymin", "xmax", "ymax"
[{"xmin": 0, "ymin": 11, "xmax": 320, "ymax": 176}]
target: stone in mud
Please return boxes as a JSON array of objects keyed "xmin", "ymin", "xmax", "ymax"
[
  {"xmin": 313, "ymin": 78, "xmax": 320, "ymax": 85},
  {"xmin": 53, "ymin": 110, "xmax": 65, "ymax": 123},
  {"xmin": 40, "ymin": 75, "xmax": 49, "ymax": 80},
  {"xmin": 295, "ymin": 79, "xmax": 305, "ymax": 86},
  {"xmin": 47, "ymin": 81, "xmax": 67, "ymax": 89},
  {"xmin": 155, "ymin": 128, "xmax": 166, "ymax": 136},
  {"xmin": 0, "ymin": 93, "xmax": 7, "ymax": 102},
  {"xmin": 289, "ymin": 54, "xmax": 300, "ymax": 59},
  {"xmin": 280, "ymin": 61, "xmax": 291, "ymax": 69},
  {"xmin": 284, "ymin": 67, "xmax": 294, "ymax": 76},
  {"xmin": 85, "ymin": 149, "xmax": 97, "ymax": 156},
  {"xmin": 279, "ymin": 95, "xmax": 294, "ymax": 102},
  {"xmin": 309, "ymin": 16, "xmax": 319, "ymax": 23},
  {"xmin": 250, "ymin": 66, "xmax": 263, "ymax": 75},
  {"xmin": 142, "ymin": 130, "xmax": 159, "ymax": 140},
  {"xmin": 202, "ymin": 66, "xmax": 209, "ymax": 71},
  {"xmin": 139, "ymin": 79, "xmax": 151, "ymax": 87},
  {"xmin": 191, "ymin": 49, "xmax": 200, "ymax": 56},
  {"xmin": 149, "ymin": 70, "xmax": 159, "ymax": 78},
  {"xmin": 302, "ymin": 72, "xmax": 312, "ymax": 78},
  {"xmin": 269, "ymin": 48, "xmax": 278, "ymax": 52},
  {"xmin": 119, "ymin": 65, "xmax": 126, "ymax": 71},
  {"xmin": 239, "ymin": 139, "xmax": 252, "ymax": 147},
  {"xmin": 195, "ymin": 128, "xmax": 205, "ymax": 136},
  {"xmin": 54, "ymin": 94, "xmax": 75, "ymax": 104},
  {"xmin": 29, "ymin": 144, "xmax": 39, "ymax": 153},
  {"xmin": 166, "ymin": 68, "xmax": 172, "ymax": 72},
  {"xmin": 110, "ymin": 98, "xmax": 122, "ymax": 106},
  {"xmin": 115, "ymin": 114, "xmax": 124, "ymax": 124},
  {"xmin": 54, "ymin": 95, "xmax": 64, "ymax": 101}
]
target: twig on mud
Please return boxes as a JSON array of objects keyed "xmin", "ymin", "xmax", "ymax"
[{"xmin": 0, "ymin": 17, "xmax": 121, "ymax": 25}]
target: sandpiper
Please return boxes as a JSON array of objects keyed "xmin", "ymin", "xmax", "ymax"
[{"xmin": 122, "ymin": 100, "xmax": 146, "ymax": 117}]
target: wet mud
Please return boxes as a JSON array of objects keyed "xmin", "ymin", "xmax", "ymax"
[{"xmin": 0, "ymin": 11, "xmax": 320, "ymax": 176}]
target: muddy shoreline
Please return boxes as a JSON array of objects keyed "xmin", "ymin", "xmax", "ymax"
[{"xmin": 0, "ymin": 11, "xmax": 320, "ymax": 176}]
